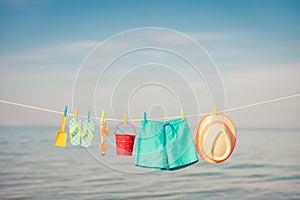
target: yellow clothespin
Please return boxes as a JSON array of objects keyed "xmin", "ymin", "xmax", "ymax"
[
  {"xmin": 75, "ymin": 108, "xmax": 78, "ymax": 119},
  {"xmin": 124, "ymin": 113, "xmax": 127, "ymax": 125},
  {"xmin": 181, "ymin": 109, "xmax": 184, "ymax": 119},
  {"xmin": 101, "ymin": 110, "xmax": 105, "ymax": 123},
  {"xmin": 213, "ymin": 104, "xmax": 217, "ymax": 116}
]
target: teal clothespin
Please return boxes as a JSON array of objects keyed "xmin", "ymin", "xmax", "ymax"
[{"xmin": 64, "ymin": 105, "xmax": 68, "ymax": 117}]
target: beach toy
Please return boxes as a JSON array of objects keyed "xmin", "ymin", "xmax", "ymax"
[
  {"xmin": 100, "ymin": 122, "xmax": 109, "ymax": 155},
  {"xmin": 99, "ymin": 110, "xmax": 109, "ymax": 155},
  {"xmin": 55, "ymin": 106, "xmax": 68, "ymax": 147},
  {"xmin": 195, "ymin": 105, "xmax": 236, "ymax": 164},
  {"xmin": 114, "ymin": 114, "xmax": 136, "ymax": 156},
  {"xmin": 69, "ymin": 108, "xmax": 82, "ymax": 146},
  {"xmin": 81, "ymin": 111, "xmax": 95, "ymax": 148}
]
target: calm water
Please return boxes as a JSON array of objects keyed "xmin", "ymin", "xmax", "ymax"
[{"xmin": 0, "ymin": 127, "xmax": 299, "ymax": 199}]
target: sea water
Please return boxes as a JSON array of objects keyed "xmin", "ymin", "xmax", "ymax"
[{"xmin": 0, "ymin": 127, "xmax": 299, "ymax": 199}]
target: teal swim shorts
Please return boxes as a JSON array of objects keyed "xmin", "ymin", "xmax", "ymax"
[{"xmin": 135, "ymin": 118, "xmax": 199, "ymax": 171}]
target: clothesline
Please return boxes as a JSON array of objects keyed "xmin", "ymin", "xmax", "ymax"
[{"xmin": 0, "ymin": 93, "xmax": 299, "ymax": 122}]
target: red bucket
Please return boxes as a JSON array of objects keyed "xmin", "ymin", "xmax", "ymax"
[{"xmin": 114, "ymin": 123, "xmax": 136, "ymax": 156}]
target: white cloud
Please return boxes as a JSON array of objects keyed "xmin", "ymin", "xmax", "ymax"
[
  {"xmin": 0, "ymin": 53, "xmax": 52, "ymax": 66},
  {"xmin": 187, "ymin": 32, "xmax": 235, "ymax": 42},
  {"xmin": 50, "ymin": 41, "xmax": 99, "ymax": 54},
  {"xmin": 0, "ymin": 40, "xmax": 99, "ymax": 67},
  {"xmin": 0, "ymin": 30, "xmax": 237, "ymax": 69}
]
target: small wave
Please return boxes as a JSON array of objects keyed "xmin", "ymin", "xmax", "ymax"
[
  {"xmin": 268, "ymin": 175, "xmax": 300, "ymax": 181},
  {"xmin": 244, "ymin": 174, "xmax": 270, "ymax": 178},
  {"xmin": 225, "ymin": 163, "xmax": 272, "ymax": 169},
  {"xmin": 182, "ymin": 172, "xmax": 224, "ymax": 177}
]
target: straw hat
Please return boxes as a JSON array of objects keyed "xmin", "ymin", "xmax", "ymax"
[{"xmin": 195, "ymin": 113, "xmax": 236, "ymax": 164}]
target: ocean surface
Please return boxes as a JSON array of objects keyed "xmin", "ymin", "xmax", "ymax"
[{"xmin": 0, "ymin": 127, "xmax": 299, "ymax": 199}]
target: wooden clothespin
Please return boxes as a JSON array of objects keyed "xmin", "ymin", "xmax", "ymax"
[
  {"xmin": 181, "ymin": 109, "xmax": 185, "ymax": 119},
  {"xmin": 213, "ymin": 104, "xmax": 217, "ymax": 116},
  {"xmin": 124, "ymin": 113, "xmax": 127, "ymax": 125},
  {"xmin": 75, "ymin": 108, "xmax": 78, "ymax": 119},
  {"xmin": 101, "ymin": 110, "xmax": 105, "ymax": 124}
]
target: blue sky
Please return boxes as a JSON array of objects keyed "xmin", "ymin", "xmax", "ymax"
[
  {"xmin": 0, "ymin": 0, "xmax": 299, "ymax": 128},
  {"xmin": 1, "ymin": 0, "xmax": 299, "ymax": 49}
]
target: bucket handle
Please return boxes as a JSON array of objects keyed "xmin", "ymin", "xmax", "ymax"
[{"xmin": 114, "ymin": 122, "xmax": 137, "ymax": 136}]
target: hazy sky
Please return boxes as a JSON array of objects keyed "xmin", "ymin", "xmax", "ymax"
[{"xmin": 0, "ymin": 0, "xmax": 299, "ymax": 128}]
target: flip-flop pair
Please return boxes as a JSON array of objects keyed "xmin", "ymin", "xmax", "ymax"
[{"xmin": 69, "ymin": 110, "xmax": 94, "ymax": 148}]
